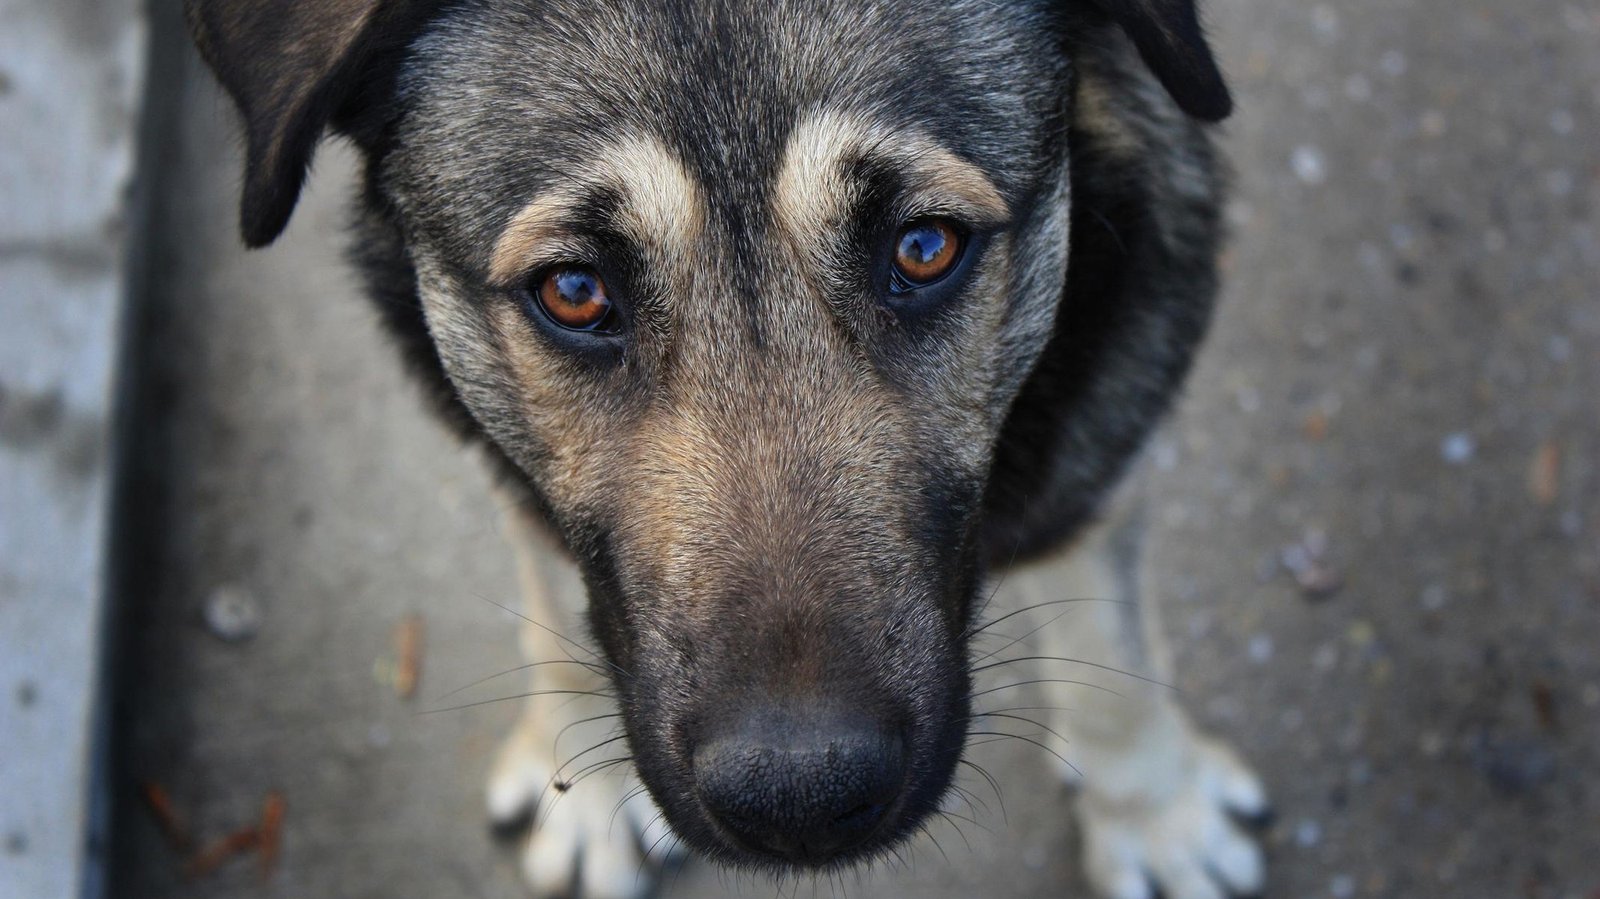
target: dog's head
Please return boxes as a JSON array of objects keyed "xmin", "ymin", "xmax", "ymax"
[{"xmin": 191, "ymin": 0, "xmax": 1227, "ymax": 870}]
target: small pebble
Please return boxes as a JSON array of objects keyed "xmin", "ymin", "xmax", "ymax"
[
  {"xmin": 16, "ymin": 680, "xmax": 37, "ymax": 708},
  {"xmin": 1295, "ymin": 818, "xmax": 1323, "ymax": 848},
  {"xmin": 1440, "ymin": 432, "xmax": 1476, "ymax": 464},
  {"xmin": 1546, "ymin": 334, "xmax": 1572, "ymax": 362},
  {"xmin": 1528, "ymin": 441, "xmax": 1561, "ymax": 506},
  {"xmin": 1546, "ymin": 169, "xmax": 1576, "ymax": 197},
  {"xmin": 4, "ymin": 832, "xmax": 25, "ymax": 856},
  {"xmin": 1581, "ymin": 684, "xmax": 1600, "ymax": 708},
  {"xmin": 1420, "ymin": 583, "xmax": 1448, "ymax": 612},
  {"xmin": 1380, "ymin": 50, "xmax": 1408, "ymax": 77},
  {"xmin": 1344, "ymin": 74, "xmax": 1372, "ymax": 102},
  {"xmin": 1419, "ymin": 109, "xmax": 1447, "ymax": 137},
  {"xmin": 1248, "ymin": 634, "xmax": 1276, "ymax": 664},
  {"xmin": 1549, "ymin": 109, "xmax": 1575, "ymax": 135},
  {"xmin": 1281, "ymin": 532, "xmax": 1345, "ymax": 600},
  {"xmin": 202, "ymin": 584, "xmax": 262, "ymax": 643},
  {"xmin": 1292, "ymin": 146, "xmax": 1327, "ymax": 185},
  {"xmin": 1331, "ymin": 874, "xmax": 1357, "ymax": 898}
]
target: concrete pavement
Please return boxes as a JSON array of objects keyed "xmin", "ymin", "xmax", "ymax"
[{"xmin": 108, "ymin": 1, "xmax": 1600, "ymax": 897}]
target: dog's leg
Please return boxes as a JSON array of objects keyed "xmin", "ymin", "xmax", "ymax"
[
  {"xmin": 485, "ymin": 491, "xmax": 672, "ymax": 899},
  {"xmin": 986, "ymin": 504, "xmax": 1269, "ymax": 899}
]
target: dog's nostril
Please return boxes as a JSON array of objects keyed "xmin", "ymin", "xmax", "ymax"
[{"xmin": 693, "ymin": 706, "xmax": 905, "ymax": 864}]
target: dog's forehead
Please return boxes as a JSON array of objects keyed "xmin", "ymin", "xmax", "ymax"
[{"xmin": 398, "ymin": 0, "xmax": 1066, "ymax": 252}]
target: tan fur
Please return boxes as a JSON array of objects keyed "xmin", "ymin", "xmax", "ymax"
[
  {"xmin": 490, "ymin": 134, "xmax": 704, "ymax": 286},
  {"xmin": 773, "ymin": 108, "xmax": 1012, "ymax": 265}
]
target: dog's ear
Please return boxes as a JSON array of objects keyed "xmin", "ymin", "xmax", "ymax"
[
  {"xmin": 1088, "ymin": 0, "xmax": 1232, "ymax": 121},
  {"xmin": 186, "ymin": 0, "xmax": 428, "ymax": 247}
]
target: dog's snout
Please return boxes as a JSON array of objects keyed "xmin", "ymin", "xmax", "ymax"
[{"xmin": 693, "ymin": 705, "xmax": 906, "ymax": 864}]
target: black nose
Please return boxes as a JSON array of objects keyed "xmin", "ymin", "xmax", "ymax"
[{"xmin": 693, "ymin": 704, "xmax": 906, "ymax": 864}]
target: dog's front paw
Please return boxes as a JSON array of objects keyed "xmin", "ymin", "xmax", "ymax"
[
  {"xmin": 489, "ymin": 712, "xmax": 678, "ymax": 899},
  {"xmin": 1077, "ymin": 736, "xmax": 1268, "ymax": 899}
]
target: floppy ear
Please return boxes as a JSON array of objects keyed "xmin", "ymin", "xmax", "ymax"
[
  {"xmin": 1087, "ymin": 0, "xmax": 1232, "ymax": 121},
  {"xmin": 186, "ymin": 0, "xmax": 427, "ymax": 247}
]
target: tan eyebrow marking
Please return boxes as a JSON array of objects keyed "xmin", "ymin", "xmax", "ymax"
[
  {"xmin": 490, "ymin": 134, "xmax": 704, "ymax": 286},
  {"xmin": 773, "ymin": 107, "xmax": 1011, "ymax": 256}
]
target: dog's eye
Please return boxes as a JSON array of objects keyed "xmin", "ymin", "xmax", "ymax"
[
  {"xmin": 890, "ymin": 219, "xmax": 963, "ymax": 292},
  {"xmin": 535, "ymin": 266, "xmax": 616, "ymax": 332}
]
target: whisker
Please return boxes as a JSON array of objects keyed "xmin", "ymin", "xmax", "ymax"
[
  {"xmin": 415, "ymin": 687, "xmax": 615, "ymax": 716},
  {"xmin": 968, "ymin": 729, "xmax": 1082, "ymax": 779},
  {"xmin": 970, "ymin": 677, "xmax": 1124, "ymax": 701},
  {"xmin": 971, "ymin": 704, "xmax": 1077, "ymax": 717},
  {"xmin": 638, "ymin": 817, "xmax": 675, "ymax": 885},
  {"xmin": 973, "ymin": 712, "xmax": 1073, "ymax": 747},
  {"xmin": 609, "ymin": 783, "xmax": 651, "ymax": 833},
  {"xmin": 916, "ymin": 820, "xmax": 954, "ymax": 863},
  {"xmin": 972, "ymin": 655, "xmax": 1175, "ymax": 691},
  {"xmin": 967, "ymin": 535, "xmax": 1026, "ymax": 626},
  {"xmin": 470, "ymin": 591, "xmax": 630, "ymax": 681},
  {"xmin": 966, "ymin": 596, "xmax": 1131, "ymax": 639},
  {"xmin": 947, "ymin": 782, "xmax": 992, "ymax": 818},
  {"xmin": 557, "ymin": 755, "xmax": 634, "ymax": 792},
  {"xmin": 957, "ymin": 758, "xmax": 1007, "ymax": 822},
  {"xmin": 933, "ymin": 806, "xmax": 992, "ymax": 837},
  {"xmin": 933, "ymin": 811, "xmax": 976, "ymax": 853},
  {"xmin": 432, "ymin": 658, "xmax": 610, "ymax": 701},
  {"xmin": 550, "ymin": 712, "xmax": 624, "ymax": 758},
  {"xmin": 535, "ymin": 756, "xmax": 636, "ymax": 823},
  {"xmin": 553, "ymin": 733, "xmax": 630, "ymax": 783},
  {"xmin": 970, "ymin": 605, "xmax": 1080, "ymax": 665}
]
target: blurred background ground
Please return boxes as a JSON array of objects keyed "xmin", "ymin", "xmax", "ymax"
[{"xmin": 104, "ymin": 0, "xmax": 1599, "ymax": 897}]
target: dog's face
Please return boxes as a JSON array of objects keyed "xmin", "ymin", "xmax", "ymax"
[
  {"xmin": 190, "ymin": 0, "xmax": 1229, "ymax": 871},
  {"xmin": 390, "ymin": 2, "xmax": 1075, "ymax": 866}
]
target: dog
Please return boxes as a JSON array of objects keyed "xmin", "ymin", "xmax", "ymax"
[{"xmin": 186, "ymin": 1, "xmax": 1269, "ymax": 896}]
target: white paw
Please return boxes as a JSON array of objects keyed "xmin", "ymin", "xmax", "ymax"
[
  {"xmin": 489, "ymin": 715, "xmax": 683, "ymax": 899},
  {"xmin": 1077, "ymin": 737, "xmax": 1268, "ymax": 899}
]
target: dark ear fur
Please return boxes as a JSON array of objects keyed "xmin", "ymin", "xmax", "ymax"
[
  {"xmin": 1088, "ymin": 0, "xmax": 1232, "ymax": 120},
  {"xmin": 185, "ymin": 0, "xmax": 433, "ymax": 247}
]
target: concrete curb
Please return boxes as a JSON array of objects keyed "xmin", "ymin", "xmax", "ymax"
[{"xmin": 0, "ymin": 1, "xmax": 148, "ymax": 897}]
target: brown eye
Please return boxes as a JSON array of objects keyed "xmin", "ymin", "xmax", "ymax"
[
  {"xmin": 891, "ymin": 219, "xmax": 963, "ymax": 289},
  {"xmin": 536, "ymin": 266, "xmax": 615, "ymax": 331}
]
